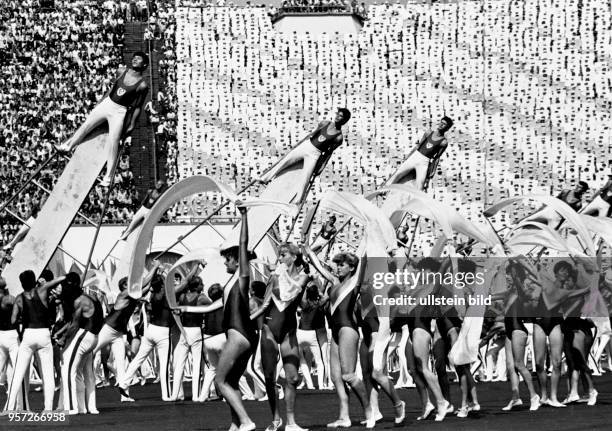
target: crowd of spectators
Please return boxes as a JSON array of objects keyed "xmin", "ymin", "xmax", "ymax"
[
  {"xmin": 174, "ymin": 1, "xmax": 612, "ymax": 250},
  {"xmin": 268, "ymin": 0, "xmax": 368, "ymax": 21},
  {"xmin": 0, "ymin": 0, "xmax": 143, "ymax": 245}
]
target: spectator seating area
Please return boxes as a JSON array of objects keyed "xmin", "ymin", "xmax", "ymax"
[
  {"xmin": 174, "ymin": 1, "xmax": 612, "ymax": 251},
  {"xmin": 0, "ymin": 0, "xmax": 178, "ymax": 245},
  {"xmin": 0, "ymin": 0, "xmax": 137, "ymax": 244},
  {"xmin": 1, "ymin": 0, "xmax": 610, "ymax": 254}
]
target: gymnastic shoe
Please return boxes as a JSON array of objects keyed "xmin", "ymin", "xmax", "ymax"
[
  {"xmin": 416, "ymin": 402, "xmax": 435, "ymax": 420},
  {"xmin": 456, "ymin": 406, "xmax": 469, "ymax": 418},
  {"xmin": 326, "ymin": 419, "xmax": 351, "ymax": 428},
  {"xmin": 359, "ymin": 411, "xmax": 382, "ymax": 425},
  {"xmin": 588, "ymin": 389, "xmax": 598, "ymax": 406},
  {"xmin": 390, "ymin": 400, "xmax": 404, "ymax": 424},
  {"xmin": 562, "ymin": 393, "xmax": 580, "ymax": 404},
  {"xmin": 544, "ymin": 399, "xmax": 566, "ymax": 408},
  {"xmin": 285, "ymin": 424, "xmax": 309, "ymax": 431},
  {"xmin": 501, "ymin": 398, "xmax": 523, "ymax": 411},
  {"xmin": 116, "ymin": 383, "xmax": 130, "ymax": 398},
  {"xmin": 434, "ymin": 400, "xmax": 451, "ymax": 421},
  {"xmin": 265, "ymin": 418, "xmax": 282, "ymax": 431},
  {"xmin": 120, "ymin": 395, "xmax": 135, "ymax": 403},
  {"xmin": 529, "ymin": 395, "xmax": 541, "ymax": 411},
  {"xmin": 238, "ymin": 423, "xmax": 256, "ymax": 431}
]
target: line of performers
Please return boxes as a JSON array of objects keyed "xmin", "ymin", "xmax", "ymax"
[{"xmin": 1, "ymin": 209, "xmax": 611, "ymax": 431}]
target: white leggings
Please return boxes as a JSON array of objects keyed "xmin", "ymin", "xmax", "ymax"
[
  {"xmin": 94, "ymin": 324, "xmax": 128, "ymax": 395},
  {"xmin": 388, "ymin": 150, "xmax": 431, "ymax": 190},
  {"xmin": 64, "ymin": 97, "xmax": 128, "ymax": 179},
  {"xmin": 121, "ymin": 324, "xmax": 171, "ymax": 399},
  {"xmin": 6, "ymin": 328, "xmax": 54, "ymax": 411},
  {"xmin": 0, "ymin": 330, "xmax": 27, "ymax": 410},
  {"xmin": 260, "ymin": 141, "xmax": 322, "ymax": 203},
  {"xmin": 297, "ymin": 328, "xmax": 325, "ymax": 389},
  {"xmin": 61, "ymin": 329, "xmax": 98, "ymax": 413},
  {"xmin": 171, "ymin": 326, "xmax": 203, "ymax": 401}
]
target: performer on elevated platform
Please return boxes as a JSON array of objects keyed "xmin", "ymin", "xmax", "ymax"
[
  {"xmin": 523, "ymin": 181, "xmax": 588, "ymax": 226},
  {"xmin": 55, "ymin": 52, "xmax": 149, "ymax": 187},
  {"xmin": 256, "ymin": 109, "xmax": 351, "ymax": 203},
  {"xmin": 386, "ymin": 116, "xmax": 453, "ymax": 189}
]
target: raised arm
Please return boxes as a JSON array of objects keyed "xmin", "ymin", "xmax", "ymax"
[
  {"xmin": 174, "ymin": 264, "xmax": 200, "ymax": 296},
  {"xmin": 238, "ymin": 204, "xmax": 250, "ymax": 282},
  {"xmin": 302, "ymin": 243, "xmax": 336, "ymax": 284},
  {"xmin": 140, "ymin": 260, "xmax": 162, "ymax": 296}
]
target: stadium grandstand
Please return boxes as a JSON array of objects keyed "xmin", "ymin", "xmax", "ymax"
[{"xmin": 1, "ymin": 0, "xmax": 611, "ymax": 253}]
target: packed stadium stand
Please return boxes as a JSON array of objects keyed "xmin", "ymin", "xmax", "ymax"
[
  {"xmin": 172, "ymin": 0, "xmax": 612, "ymax": 249},
  {"xmin": 1, "ymin": 0, "xmax": 611, "ymax": 252}
]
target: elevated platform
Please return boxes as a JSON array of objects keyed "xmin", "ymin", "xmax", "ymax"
[{"xmin": 273, "ymin": 12, "xmax": 364, "ymax": 35}]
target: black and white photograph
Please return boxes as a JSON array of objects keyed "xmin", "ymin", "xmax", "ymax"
[{"xmin": 0, "ymin": 0, "xmax": 611, "ymax": 430}]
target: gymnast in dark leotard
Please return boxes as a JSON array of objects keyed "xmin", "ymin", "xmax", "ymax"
[
  {"xmin": 530, "ymin": 261, "xmax": 567, "ymax": 407},
  {"xmin": 407, "ymin": 258, "xmax": 450, "ymax": 422},
  {"xmin": 431, "ymin": 258, "xmax": 479, "ymax": 418},
  {"xmin": 250, "ymin": 243, "xmax": 309, "ymax": 431},
  {"xmin": 303, "ymin": 243, "xmax": 375, "ymax": 429},
  {"xmin": 549, "ymin": 259, "xmax": 597, "ymax": 405},
  {"xmin": 210, "ymin": 203, "xmax": 257, "ymax": 431},
  {"xmin": 357, "ymin": 288, "xmax": 405, "ymax": 425},
  {"xmin": 496, "ymin": 260, "xmax": 539, "ymax": 412}
]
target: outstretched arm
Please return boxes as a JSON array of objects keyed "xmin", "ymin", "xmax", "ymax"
[
  {"xmin": 39, "ymin": 275, "xmax": 66, "ymax": 296},
  {"xmin": 250, "ymin": 278, "xmax": 275, "ymax": 320},
  {"xmin": 5, "ymin": 223, "xmax": 30, "ymax": 249},
  {"xmin": 176, "ymin": 298, "xmax": 223, "ymax": 314},
  {"xmin": 140, "ymin": 260, "xmax": 162, "ymax": 296}
]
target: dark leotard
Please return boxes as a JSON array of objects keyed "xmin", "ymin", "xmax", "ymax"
[
  {"xmin": 532, "ymin": 297, "xmax": 563, "ymax": 336},
  {"xmin": 204, "ymin": 307, "xmax": 224, "ymax": 336},
  {"xmin": 357, "ymin": 292, "xmax": 379, "ymax": 339},
  {"xmin": 106, "ymin": 295, "xmax": 138, "ymax": 333},
  {"xmin": 109, "ymin": 69, "xmax": 145, "ymax": 107},
  {"xmin": 179, "ymin": 293, "xmax": 204, "ymax": 328},
  {"xmin": 223, "ymin": 278, "xmax": 258, "ymax": 347},
  {"xmin": 599, "ymin": 181, "xmax": 612, "ymax": 205},
  {"xmin": 310, "ymin": 122, "xmax": 343, "ymax": 152},
  {"xmin": 557, "ymin": 189, "xmax": 583, "ymax": 212},
  {"xmin": 436, "ymin": 314, "xmax": 462, "ymax": 339},
  {"xmin": 407, "ymin": 305, "xmax": 435, "ymax": 336},
  {"xmin": 150, "ymin": 291, "xmax": 173, "ymax": 328},
  {"xmin": 326, "ymin": 278, "xmax": 359, "ymax": 343},
  {"xmin": 0, "ymin": 298, "xmax": 16, "ymax": 331},
  {"xmin": 504, "ymin": 300, "xmax": 527, "ymax": 336},
  {"xmin": 416, "ymin": 132, "xmax": 445, "ymax": 159},
  {"xmin": 142, "ymin": 188, "xmax": 163, "ymax": 210},
  {"xmin": 299, "ymin": 302, "xmax": 326, "ymax": 331},
  {"xmin": 264, "ymin": 295, "xmax": 301, "ymax": 344}
]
